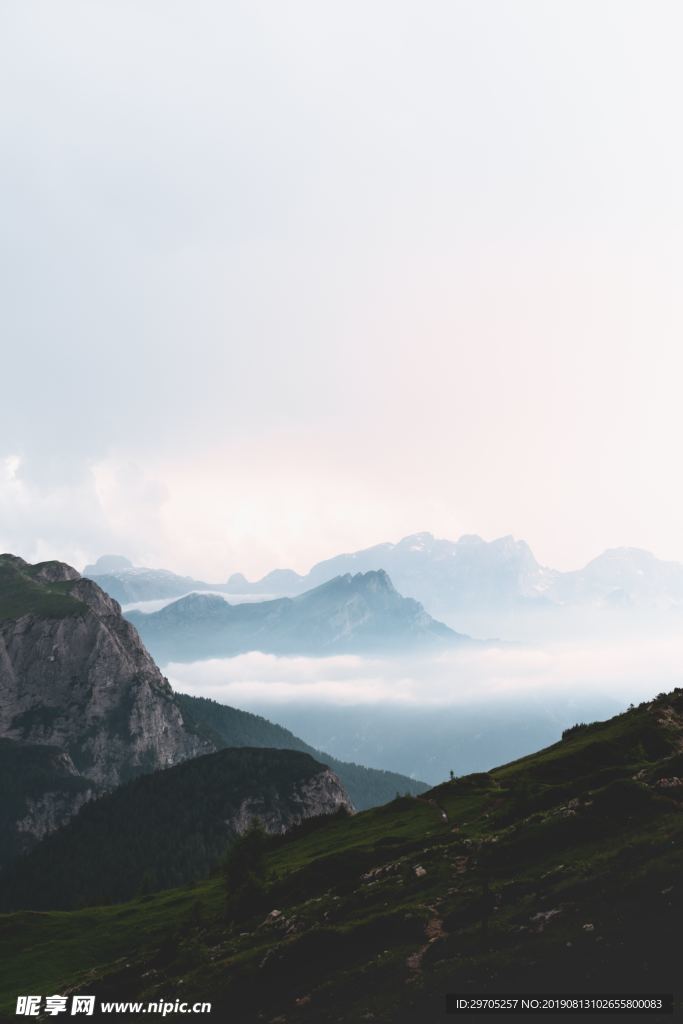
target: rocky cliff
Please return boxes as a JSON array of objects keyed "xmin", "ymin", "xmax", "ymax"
[
  {"xmin": 231, "ymin": 764, "xmax": 353, "ymax": 834},
  {"xmin": 0, "ymin": 554, "xmax": 215, "ymax": 851}
]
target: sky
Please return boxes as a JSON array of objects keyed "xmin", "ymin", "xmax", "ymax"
[{"xmin": 2, "ymin": 1, "xmax": 683, "ymax": 580}]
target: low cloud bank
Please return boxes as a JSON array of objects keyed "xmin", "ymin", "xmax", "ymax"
[
  {"xmin": 166, "ymin": 639, "xmax": 681, "ymax": 783},
  {"xmin": 166, "ymin": 637, "xmax": 683, "ymax": 710}
]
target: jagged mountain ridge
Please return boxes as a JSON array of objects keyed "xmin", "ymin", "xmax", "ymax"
[
  {"xmin": 85, "ymin": 534, "xmax": 683, "ymax": 615},
  {"xmin": 551, "ymin": 546, "xmax": 683, "ymax": 609},
  {"xmin": 126, "ymin": 569, "xmax": 466, "ymax": 662}
]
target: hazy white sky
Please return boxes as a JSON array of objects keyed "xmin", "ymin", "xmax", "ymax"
[{"xmin": 2, "ymin": 1, "xmax": 683, "ymax": 578}]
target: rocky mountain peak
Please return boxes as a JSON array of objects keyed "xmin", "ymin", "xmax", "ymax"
[
  {"xmin": 157, "ymin": 592, "xmax": 229, "ymax": 623},
  {"xmin": 0, "ymin": 553, "xmax": 29, "ymax": 568},
  {"xmin": 83, "ymin": 554, "xmax": 134, "ymax": 576},
  {"xmin": 456, "ymin": 533, "xmax": 485, "ymax": 545},
  {"xmin": 32, "ymin": 560, "xmax": 82, "ymax": 584},
  {"xmin": 356, "ymin": 568, "xmax": 396, "ymax": 592},
  {"xmin": 312, "ymin": 568, "xmax": 398, "ymax": 600},
  {"xmin": 68, "ymin": 577, "xmax": 123, "ymax": 617},
  {"xmin": 228, "ymin": 572, "xmax": 249, "ymax": 585}
]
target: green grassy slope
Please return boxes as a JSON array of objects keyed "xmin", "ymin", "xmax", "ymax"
[
  {"xmin": 2, "ymin": 690, "xmax": 683, "ymax": 1022},
  {"xmin": 0, "ymin": 556, "xmax": 85, "ymax": 620}
]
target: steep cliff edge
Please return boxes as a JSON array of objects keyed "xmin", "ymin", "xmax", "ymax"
[{"xmin": 0, "ymin": 554, "xmax": 215, "ymax": 851}]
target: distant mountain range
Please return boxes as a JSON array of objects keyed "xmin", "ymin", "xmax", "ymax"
[
  {"xmin": 85, "ymin": 534, "xmax": 683, "ymax": 618},
  {"xmin": 83, "ymin": 554, "xmax": 211, "ymax": 604},
  {"xmin": 126, "ymin": 569, "xmax": 466, "ymax": 662}
]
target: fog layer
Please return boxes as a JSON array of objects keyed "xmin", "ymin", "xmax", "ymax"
[{"xmin": 166, "ymin": 638, "xmax": 679, "ymax": 782}]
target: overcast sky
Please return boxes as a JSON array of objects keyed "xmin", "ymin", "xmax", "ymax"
[{"xmin": 2, "ymin": 1, "xmax": 682, "ymax": 579}]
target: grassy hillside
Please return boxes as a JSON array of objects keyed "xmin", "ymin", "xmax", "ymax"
[
  {"xmin": 177, "ymin": 693, "xmax": 429, "ymax": 810},
  {"xmin": 0, "ymin": 556, "xmax": 84, "ymax": 620},
  {"xmin": 2, "ymin": 689, "xmax": 682, "ymax": 1022}
]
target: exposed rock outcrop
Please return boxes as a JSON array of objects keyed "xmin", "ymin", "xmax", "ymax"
[
  {"xmin": 233, "ymin": 766, "xmax": 353, "ymax": 834},
  {"xmin": 0, "ymin": 554, "xmax": 215, "ymax": 850}
]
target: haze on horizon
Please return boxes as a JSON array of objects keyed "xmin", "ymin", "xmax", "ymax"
[{"xmin": 2, "ymin": 1, "xmax": 682, "ymax": 580}]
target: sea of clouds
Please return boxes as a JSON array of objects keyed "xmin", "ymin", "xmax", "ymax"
[
  {"xmin": 166, "ymin": 639, "xmax": 683, "ymax": 709},
  {"xmin": 165, "ymin": 638, "xmax": 683, "ymax": 783}
]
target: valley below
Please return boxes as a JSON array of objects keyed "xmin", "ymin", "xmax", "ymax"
[{"xmin": 165, "ymin": 635, "xmax": 682, "ymax": 784}]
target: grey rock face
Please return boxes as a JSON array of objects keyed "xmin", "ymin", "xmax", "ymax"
[
  {"xmin": 15, "ymin": 786, "xmax": 95, "ymax": 844},
  {"xmin": 32, "ymin": 561, "xmax": 81, "ymax": 584},
  {"xmin": 0, "ymin": 741, "xmax": 96, "ymax": 870},
  {"xmin": 0, "ymin": 556, "xmax": 215, "ymax": 847},
  {"xmin": 232, "ymin": 766, "xmax": 353, "ymax": 834}
]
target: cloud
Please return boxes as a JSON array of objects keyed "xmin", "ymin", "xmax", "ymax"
[
  {"xmin": 0, "ymin": 454, "xmax": 106, "ymax": 566},
  {"xmin": 165, "ymin": 637, "xmax": 683, "ymax": 710},
  {"xmin": 0, "ymin": 453, "xmax": 169, "ymax": 569}
]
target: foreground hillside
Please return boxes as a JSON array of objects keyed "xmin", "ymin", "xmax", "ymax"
[{"xmin": 2, "ymin": 690, "xmax": 682, "ymax": 1021}]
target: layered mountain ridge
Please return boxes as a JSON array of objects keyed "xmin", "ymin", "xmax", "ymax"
[
  {"xmin": 126, "ymin": 569, "xmax": 465, "ymax": 662},
  {"xmin": 85, "ymin": 533, "xmax": 683, "ymax": 619}
]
